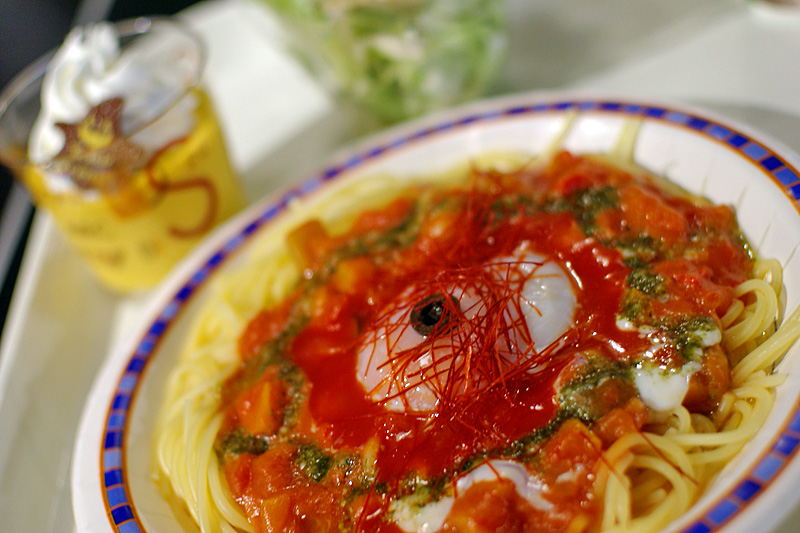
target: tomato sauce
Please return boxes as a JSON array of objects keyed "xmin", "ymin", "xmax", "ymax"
[{"xmin": 217, "ymin": 152, "xmax": 753, "ymax": 532}]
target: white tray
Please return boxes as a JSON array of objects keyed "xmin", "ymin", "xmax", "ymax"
[{"xmin": 2, "ymin": 0, "xmax": 800, "ymax": 530}]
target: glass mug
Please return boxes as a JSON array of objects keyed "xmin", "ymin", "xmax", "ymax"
[{"xmin": 0, "ymin": 17, "xmax": 244, "ymax": 293}]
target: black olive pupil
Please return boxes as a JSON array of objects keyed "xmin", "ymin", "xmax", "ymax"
[
  {"xmin": 423, "ymin": 302, "xmax": 443, "ymax": 323},
  {"xmin": 410, "ymin": 293, "xmax": 458, "ymax": 336}
]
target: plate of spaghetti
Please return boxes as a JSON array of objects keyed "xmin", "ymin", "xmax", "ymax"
[{"xmin": 72, "ymin": 94, "xmax": 800, "ymax": 533}]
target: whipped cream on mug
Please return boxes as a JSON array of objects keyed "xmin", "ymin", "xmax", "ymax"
[{"xmin": 29, "ymin": 22, "xmax": 198, "ymax": 167}]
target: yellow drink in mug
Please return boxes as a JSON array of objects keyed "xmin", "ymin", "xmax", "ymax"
[{"xmin": 0, "ymin": 18, "xmax": 244, "ymax": 293}]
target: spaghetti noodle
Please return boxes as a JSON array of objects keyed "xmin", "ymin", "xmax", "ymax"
[{"xmin": 152, "ymin": 148, "xmax": 800, "ymax": 533}]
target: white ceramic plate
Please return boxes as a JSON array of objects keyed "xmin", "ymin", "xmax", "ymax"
[{"xmin": 71, "ymin": 93, "xmax": 800, "ymax": 532}]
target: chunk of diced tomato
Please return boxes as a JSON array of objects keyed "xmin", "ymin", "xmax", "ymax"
[
  {"xmin": 234, "ymin": 367, "xmax": 286, "ymax": 436},
  {"xmin": 286, "ymin": 219, "xmax": 342, "ymax": 271},
  {"xmin": 541, "ymin": 420, "xmax": 602, "ymax": 482},
  {"xmin": 654, "ymin": 258, "xmax": 735, "ymax": 316},
  {"xmin": 443, "ymin": 479, "xmax": 543, "ymax": 533},
  {"xmin": 550, "ymin": 171, "xmax": 594, "ymax": 196},
  {"xmin": 250, "ymin": 443, "xmax": 296, "ymax": 497},
  {"xmin": 331, "ymin": 257, "xmax": 376, "ymax": 296},
  {"xmin": 593, "ymin": 397, "xmax": 648, "ymax": 448},
  {"xmin": 258, "ymin": 493, "xmax": 294, "ymax": 533},
  {"xmin": 414, "ymin": 208, "xmax": 463, "ymax": 258},
  {"xmin": 349, "ymin": 197, "xmax": 414, "ymax": 236},
  {"xmin": 224, "ymin": 452, "xmax": 253, "ymax": 498},
  {"xmin": 238, "ymin": 300, "xmax": 292, "ymax": 360},
  {"xmin": 619, "ymin": 185, "xmax": 687, "ymax": 242},
  {"xmin": 683, "ymin": 345, "xmax": 731, "ymax": 413}
]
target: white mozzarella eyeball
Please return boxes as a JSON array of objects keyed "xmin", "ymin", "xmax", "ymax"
[{"xmin": 356, "ymin": 246, "xmax": 578, "ymax": 413}]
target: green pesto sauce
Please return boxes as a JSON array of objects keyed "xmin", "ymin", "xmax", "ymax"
[
  {"xmin": 547, "ymin": 186, "xmax": 619, "ymax": 235},
  {"xmin": 618, "ymin": 267, "xmax": 666, "ymax": 324},
  {"xmin": 626, "ymin": 268, "xmax": 665, "ymax": 296},
  {"xmin": 658, "ymin": 315, "xmax": 718, "ymax": 362},
  {"xmin": 294, "ymin": 441, "xmax": 334, "ymax": 482},
  {"xmin": 619, "ymin": 287, "xmax": 653, "ymax": 324},
  {"xmin": 618, "ymin": 235, "xmax": 663, "ymax": 264},
  {"xmin": 556, "ymin": 360, "xmax": 634, "ymax": 421},
  {"xmin": 217, "ymin": 428, "xmax": 270, "ymax": 456}
]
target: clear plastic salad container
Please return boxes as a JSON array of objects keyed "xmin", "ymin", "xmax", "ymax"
[{"xmin": 261, "ymin": 0, "xmax": 508, "ymax": 123}]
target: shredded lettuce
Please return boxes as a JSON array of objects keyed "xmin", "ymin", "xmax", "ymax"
[{"xmin": 261, "ymin": 0, "xmax": 507, "ymax": 122}]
